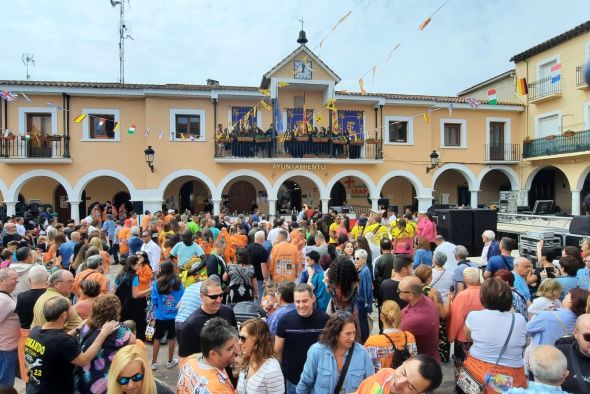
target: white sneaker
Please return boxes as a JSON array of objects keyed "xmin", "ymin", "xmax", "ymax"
[
  {"xmin": 150, "ymin": 361, "xmax": 158, "ymax": 370},
  {"xmin": 166, "ymin": 358, "xmax": 179, "ymax": 369}
]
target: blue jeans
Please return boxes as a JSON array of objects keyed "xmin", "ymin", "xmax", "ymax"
[
  {"xmin": 286, "ymin": 380, "xmax": 298, "ymax": 394},
  {"xmin": 257, "ymin": 279, "xmax": 265, "ymax": 305},
  {"xmin": 357, "ymin": 300, "xmax": 370, "ymax": 343},
  {"xmin": 0, "ymin": 350, "xmax": 17, "ymax": 388}
]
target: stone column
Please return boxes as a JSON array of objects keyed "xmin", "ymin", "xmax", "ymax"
[
  {"xmin": 417, "ymin": 197, "xmax": 433, "ymax": 213},
  {"xmin": 69, "ymin": 200, "xmax": 81, "ymax": 224},
  {"xmin": 321, "ymin": 198, "xmax": 330, "ymax": 214},
  {"xmin": 371, "ymin": 198, "xmax": 379, "ymax": 212},
  {"xmin": 470, "ymin": 190, "xmax": 479, "ymax": 208},
  {"xmin": 212, "ymin": 199, "xmax": 222, "ymax": 216},
  {"xmin": 5, "ymin": 202, "xmax": 16, "ymax": 217},
  {"xmin": 267, "ymin": 199, "xmax": 277, "ymax": 221},
  {"xmin": 571, "ymin": 189, "xmax": 581, "ymax": 216}
]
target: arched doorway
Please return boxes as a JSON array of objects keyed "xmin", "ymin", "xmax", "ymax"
[
  {"xmin": 433, "ymin": 170, "xmax": 471, "ymax": 207},
  {"xmin": 17, "ymin": 176, "xmax": 68, "ymax": 218},
  {"xmin": 478, "ymin": 170, "xmax": 512, "ymax": 207},
  {"xmin": 528, "ymin": 166, "xmax": 570, "ymax": 214},
  {"xmin": 277, "ymin": 180, "xmax": 302, "ymax": 214},
  {"xmin": 328, "ymin": 176, "xmax": 372, "ymax": 214},
  {"xmin": 228, "ymin": 181, "xmax": 257, "ymax": 214},
  {"xmin": 80, "ymin": 177, "xmax": 132, "ymax": 217},
  {"xmin": 162, "ymin": 176, "xmax": 212, "ymax": 213},
  {"xmin": 330, "ymin": 181, "xmax": 346, "ymax": 207},
  {"xmin": 378, "ymin": 176, "xmax": 417, "ymax": 213},
  {"xmin": 54, "ymin": 184, "xmax": 71, "ymax": 221}
]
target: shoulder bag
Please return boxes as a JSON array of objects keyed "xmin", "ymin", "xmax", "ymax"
[{"xmin": 334, "ymin": 345, "xmax": 354, "ymax": 394}]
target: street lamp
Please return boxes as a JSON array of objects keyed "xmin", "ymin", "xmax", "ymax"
[
  {"xmin": 144, "ymin": 145, "xmax": 155, "ymax": 172},
  {"xmin": 426, "ymin": 150, "xmax": 440, "ymax": 173}
]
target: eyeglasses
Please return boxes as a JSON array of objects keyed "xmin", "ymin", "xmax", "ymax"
[
  {"xmin": 202, "ymin": 293, "xmax": 224, "ymax": 300},
  {"xmin": 583, "ymin": 333, "xmax": 590, "ymax": 342},
  {"xmin": 117, "ymin": 373, "xmax": 144, "ymax": 385}
]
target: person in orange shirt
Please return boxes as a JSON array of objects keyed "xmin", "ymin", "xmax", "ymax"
[
  {"xmin": 89, "ymin": 236, "xmax": 111, "ymax": 274},
  {"xmin": 164, "ymin": 209, "xmax": 175, "ymax": 225},
  {"xmin": 216, "ymin": 227, "xmax": 236, "ymax": 264},
  {"xmin": 353, "ymin": 355, "xmax": 442, "ymax": 394},
  {"xmin": 140, "ymin": 210, "xmax": 152, "ymax": 231},
  {"xmin": 268, "ymin": 229, "xmax": 302, "ymax": 283},
  {"xmin": 72, "ymin": 255, "xmax": 109, "ymax": 297},
  {"xmin": 118, "ymin": 219, "xmax": 132, "ymax": 260},
  {"xmin": 230, "ymin": 225, "xmax": 248, "ymax": 249},
  {"xmin": 177, "ymin": 317, "xmax": 238, "ymax": 394},
  {"xmin": 129, "ymin": 211, "xmax": 139, "ymax": 228}
]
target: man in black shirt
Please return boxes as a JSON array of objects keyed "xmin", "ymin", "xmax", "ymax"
[
  {"xmin": 379, "ymin": 254, "xmax": 413, "ymax": 332},
  {"xmin": 15, "ymin": 265, "xmax": 48, "ymax": 328},
  {"xmin": 556, "ymin": 314, "xmax": 590, "ymax": 393},
  {"xmin": 25, "ymin": 297, "xmax": 118, "ymax": 394},
  {"xmin": 373, "ymin": 238, "xmax": 395, "ymax": 292},
  {"xmin": 1, "ymin": 223, "xmax": 21, "ymax": 247},
  {"xmin": 274, "ymin": 283, "xmax": 329, "ymax": 393},
  {"xmin": 177, "ymin": 277, "xmax": 237, "ymax": 358},
  {"xmin": 246, "ymin": 230, "xmax": 269, "ymax": 304}
]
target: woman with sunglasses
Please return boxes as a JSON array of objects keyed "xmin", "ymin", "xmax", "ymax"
[
  {"xmin": 297, "ymin": 312, "xmax": 374, "ymax": 393},
  {"xmin": 237, "ymin": 318, "xmax": 284, "ymax": 394},
  {"xmin": 107, "ymin": 344, "xmax": 174, "ymax": 394}
]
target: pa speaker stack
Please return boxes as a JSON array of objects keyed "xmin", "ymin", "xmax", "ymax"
[{"xmin": 436, "ymin": 208, "xmax": 497, "ymax": 256}]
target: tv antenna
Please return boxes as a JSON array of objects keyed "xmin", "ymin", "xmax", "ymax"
[
  {"xmin": 110, "ymin": 0, "xmax": 134, "ymax": 83},
  {"xmin": 22, "ymin": 53, "xmax": 35, "ymax": 81}
]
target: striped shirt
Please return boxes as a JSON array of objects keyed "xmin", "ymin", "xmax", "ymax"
[{"xmin": 237, "ymin": 358, "xmax": 284, "ymax": 394}]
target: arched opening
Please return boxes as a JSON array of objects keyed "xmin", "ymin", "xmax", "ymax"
[
  {"xmin": 328, "ymin": 176, "xmax": 371, "ymax": 214},
  {"xmin": 162, "ymin": 176, "xmax": 213, "ymax": 214},
  {"xmin": 81, "ymin": 176, "xmax": 132, "ymax": 217},
  {"xmin": 528, "ymin": 166, "xmax": 570, "ymax": 214},
  {"xmin": 378, "ymin": 176, "xmax": 417, "ymax": 214},
  {"xmin": 330, "ymin": 181, "xmax": 346, "ymax": 207},
  {"xmin": 433, "ymin": 170, "xmax": 471, "ymax": 207},
  {"xmin": 17, "ymin": 176, "xmax": 69, "ymax": 219},
  {"xmin": 227, "ymin": 181, "xmax": 257, "ymax": 214},
  {"xmin": 54, "ymin": 184, "xmax": 71, "ymax": 221},
  {"xmin": 276, "ymin": 176, "xmax": 321, "ymax": 214},
  {"xmin": 478, "ymin": 170, "xmax": 512, "ymax": 207}
]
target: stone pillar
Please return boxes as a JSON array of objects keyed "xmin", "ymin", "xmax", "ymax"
[
  {"xmin": 470, "ymin": 190, "xmax": 479, "ymax": 208},
  {"xmin": 417, "ymin": 197, "xmax": 433, "ymax": 213},
  {"xmin": 5, "ymin": 202, "xmax": 16, "ymax": 217},
  {"xmin": 267, "ymin": 199, "xmax": 277, "ymax": 221},
  {"xmin": 212, "ymin": 199, "xmax": 222, "ymax": 216},
  {"xmin": 371, "ymin": 198, "xmax": 379, "ymax": 212},
  {"xmin": 571, "ymin": 189, "xmax": 581, "ymax": 216},
  {"xmin": 69, "ymin": 200, "xmax": 81, "ymax": 224},
  {"xmin": 321, "ymin": 198, "xmax": 330, "ymax": 214}
]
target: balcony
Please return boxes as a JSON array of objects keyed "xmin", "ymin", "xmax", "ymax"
[
  {"xmin": 523, "ymin": 129, "xmax": 590, "ymax": 159},
  {"xmin": 0, "ymin": 134, "xmax": 71, "ymax": 163},
  {"xmin": 214, "ymin": 135, "xmax": 383, "ymax": 163},
  {"xmin": 485, "ymin": 143, "xmax": 520, "ymax": 163},
  {"xmin": 577, "ymin": 65, "xmax": 589, "ymax": 89},
  {"xmin": 528, "ymin": 76, "xmax": 561, "ymax": 103}
]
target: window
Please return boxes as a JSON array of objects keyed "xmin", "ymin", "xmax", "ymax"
[
  {"xmin": 27, "ymin": 113, "xmax": 51, "ymax": 135},
  {"xmin": 89, "ymin": 114, "xmax": 115, "ymax": 139},
  {"xmin": 384, "ymin": 116, "xmax": 413, "ymax": 145},
  {"xmin": 170, "ymin": 109, "xmax": 206, "ymax": 141},
  {"xmin": 440, "ymin": 118, "xmax": 467, "ymax": 148},
  {"xmin": 81, "ymin": 108, "xmax": 120, "ymax": 141},
  {"xmin": 537, "ymin": 113, "xmax": 560, "ymax": 138},
  {"xmin": 389, "ymin": 121, "xmax": 407, "ymax": 142}
]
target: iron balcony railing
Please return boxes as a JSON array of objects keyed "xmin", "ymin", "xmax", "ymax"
[
  {"xmin": 485, "ymin": 143, "xmax": 520, "ymax": 161},
  {"xmin": 0, "ymin": 134, "xmax": 70, "ymax": 159},
  {"xmin": 577, "ymin": 64, "xmax": 588, "ymax": 87},
  {"xmin": 528, "ymin": 76, "xmax": 561, "ymax": 101},
  {"xmin": 523, "ymin": 129, "xmax": 590, "ymax": 158},
  {"xmin": 214, "ymin": 135, "xmax": 383, "ymax": 160}
]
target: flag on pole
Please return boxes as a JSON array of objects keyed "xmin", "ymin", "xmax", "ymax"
[
  {"xmin": 448, "ymin": 103, "xmax": 454, "ymax": 117},
  {"xmin": 158, "ymin": 130, "xmax": 163, "ymax": 140},
  {"xmin": 127, "ymin": 125, "xmax": 136, "ymax": 135},
  {"xmin": 422, "ymin": 113, "xmax": 430, "ymax": 124},
  {"xmin": 551, "ymin": 63, "xmax": 562, "ymax": 83},
  {"xmin": 74, "ymin": 114, "xmax": 87, "ymax": 123},
  {"xmin": 517, "ymin": 78, "xmax": 528, "ymax": 96},
  {"xmin": 359, "ymin": 78, "xmax": 367, "ymax": 96},
  {"xmin": 19, "ymin": 92, "xmax": 32, "ymax": 103},
  {"xmin": 467, "ymin": 98, "xmax": 481, "ymax": 109},
  {"xmin": 418, "ymin": 16, "xmax": 432, "ymax": 31},
  {"xmin": 1, "ymin": 91, "xmax": 18, "ymax": 102},
  {"xmin": 487, "ymin": 88, "xmax": 497, "ymax": 105},
  {"xmin": 113, "ymin": 122, "xmax": 120, "ymax": 131}
]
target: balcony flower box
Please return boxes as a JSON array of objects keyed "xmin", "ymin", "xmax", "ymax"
[
  {"xmin": 312, "ymin": 137, "xmax": 329, "ymax": 143},
  {"xmin": 237, "ymin": 137, "xmax": 254, "ymax": 142},
  {"xmin": 332, "ymin": 139, "xmax": 348, "ymax": 145},
  {"xmin": 563, "ymin": 130, "xmax": 576, "ymax": 137},
  {"xmin": 216, "ymin": 137, "xmax": 233, "ymax": 143},
  {"xmin": 544, "ymin": 135, "xmax": 556, "ymax": 141},
  {"xmin": 365, "ymin": 138, "xmax": 382, "ymax": 144},
  {"xmin": 44, "ymin": 136, "xmax": 63, "ymax": 142},
  {"xmin": 349, "ymin": 140, "xmax": 364, "ymax": 146},
  {"xmin": 0, "ymin": 135, "xmax": 16, "ymax": 141},
  {"xmin": 295, "ymin": 136, "xmax": 310, "ymax": 142},
  {"xmin": 255, "ymin": 137, "xmax": 271, "ymax": 143}
]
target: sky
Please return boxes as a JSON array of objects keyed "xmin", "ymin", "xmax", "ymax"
[{"xmin": 1, "ymin": 0, "xmax": 589, "ymax": 96}]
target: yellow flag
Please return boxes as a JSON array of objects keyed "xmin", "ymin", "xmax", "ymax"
[
  {"xmin": 73, "ymin": 114, "xmax": 87, "ymax": 123},
  {"xmin": 277, "ymin": 82, "xmax": 290, "ymax": 87},
  {"xmin": 260, "ymin": 100, "xmax": 271, "ymax": 111},
  {"xmin": 258, "ymin": 88, "xmax": 270, "ymax": 96},
  {"xmin": 359, "ymin": 78, "xmax": 367, "ymax": 96},
  {"xmin": 423, "ymin": 113, "xmax": 430, "ymax": 124},
  {"xmin": 418, "ymin": 16, "xmax": 432, "ymax": 31},
  {"xmin": 331, "ymin": 10, "xmax": 352, "ymax": 32},
  {"xmin": 314, "ymin": 113, "xmax": 323, "ymax": 123},
  {"xmin": 181, "ymin": 133, "xmax": 187, "ymax": 141},
  {"xmin": 113, "ymin": 122, "xmax": 120, "ymax": 131},
  {"xmin": 372, "ymin": 65, "xmax": 377, "ymax": 83},
  {"xmin": 326, "ymin": 98, "xmax": 337, "ymax": 110}
]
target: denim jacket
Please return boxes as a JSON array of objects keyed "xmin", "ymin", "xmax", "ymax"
[{"xmin": 296, "ymin": 342, "xmax": 374, "ymax": 394}]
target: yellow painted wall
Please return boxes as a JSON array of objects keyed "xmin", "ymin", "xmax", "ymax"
[{"xmin": 459, "ymin": 75, "xmax": 519, "ymax": 103}]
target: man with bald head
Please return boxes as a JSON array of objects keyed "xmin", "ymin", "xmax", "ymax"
[
  {"xmin": 556, "ymin": 313, "xmax": 590, "ymax": 392},
  {"xmin": 398, "ymin": 276, "xmax": 440, "ymax": 361},
  {"xmin": 507, "ymin": 345, "xmax": 569, "ymax": 393},
  {"xmin": 513, "ymin": 257, "xmax": 533, "ymax": 303}
]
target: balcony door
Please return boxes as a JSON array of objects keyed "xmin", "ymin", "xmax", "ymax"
[
  {"xmin": 539, "ymin": 59, "xmax": 557, "ymax": 96},
  {"xmin": 489, "ymin": 122, "xmax": 505, "ymax": 160}
]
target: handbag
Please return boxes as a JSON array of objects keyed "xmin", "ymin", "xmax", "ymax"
[
  {"xmin": 456, "ymin": 313, "xmax": 515, "ymax": 394},
  {"xmin": 334, "ymin": 345, "xmax": 354, "ymax": 394}
]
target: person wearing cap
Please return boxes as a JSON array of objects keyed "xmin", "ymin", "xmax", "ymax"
[{"xmin": 350, "ymin": 216, "xmax": 368, "ymax": 241}]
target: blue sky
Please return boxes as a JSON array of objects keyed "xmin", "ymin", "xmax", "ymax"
[{"xmin": 1, "ymin": 0, "xmax": 588, "ymax": 96}]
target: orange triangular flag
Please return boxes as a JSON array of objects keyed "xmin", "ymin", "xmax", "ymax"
[
  {"xmin": 419, "ymin": 16, "xmax": 432, "ymax": 31},
  {"xmin": 359, "ymin": 78, "xmax": 367, "ymax": 96}
]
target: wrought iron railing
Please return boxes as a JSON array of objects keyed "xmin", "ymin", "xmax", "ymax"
[
  {"xmin": 485, "ymin": 143, "xmax": 520, "ymax": 161},
  {"xmin": 523, "ymin": 129, "xmax": 590, "ymax": 158},
  {"xmin": 0, "ymin": 134, "xmax": 70, "ymax": 159},
  {"xmin": 528, "ymin": 76, "xmax": 561, "ymax": 101},
  {"xmin": 214, "ymin": 136, "xmax": 383, "ymax": 160},
  {"xmin": 577, "ymin": 64, "xmax": 588, "ymax": 87}
]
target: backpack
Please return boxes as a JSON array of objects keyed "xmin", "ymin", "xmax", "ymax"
[
  {"xmin": 382, "ymin": 332, "xmax": 411, "ymax": 369},
  {"xmin": 179, "ymin": 255, "xmax": 207, "ymax": 288}
]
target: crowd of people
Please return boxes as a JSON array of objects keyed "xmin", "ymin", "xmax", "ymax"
[{"xmin": 1, "ymin": 202, "xmax": 590, "ymax": 393}]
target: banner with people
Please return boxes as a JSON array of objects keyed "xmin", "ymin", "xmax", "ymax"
[
  {"xmin": 231, "ymin": 106, "xmax": 257, "ymax": 131},
  {"xmin": 337, "ymin": 110, "xmax": 364, "ymax": 140},
  {"xmin": 286, "ymin": 108, "xmax": 314, "ymax": 135}
]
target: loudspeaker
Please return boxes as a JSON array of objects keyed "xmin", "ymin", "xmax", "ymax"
[
  {"xmin": 436, "ymin": 209, "xmax": 473, "ymax": 251},
  {"xmin": 569, "ymin": 215, "xmax": 590, "ymax": 235},
  {"xmin": 471, "ymin": 209, "xmax": 497, "ymax": 256},
  {"xmin": 131, "ymin": 201, "xmax": 143, "ymax": 214}
]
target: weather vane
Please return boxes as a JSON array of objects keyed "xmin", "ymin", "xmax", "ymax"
[
  {"xmin": 299, "ymin": 17, "xmax": 304, "ymax": 31},
  {"xmin": 22, "ymin": 53, "xmax": 35, "ymax": 81}
]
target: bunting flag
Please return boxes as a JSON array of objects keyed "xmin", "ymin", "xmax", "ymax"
[
  {"xmin": 331, "ymin": 109, "xmax": 339, "ymax": 133},
  {"xmin": 127, "ymin": 124, "xmax": 136, "ymax": 135},
  {"xmin": 277, "ymin": 81, "xmax": 290, "ymax": 87},
  {"xmin": 259, "ymin": 100, "xmax": 271, "ymax": 111},
  {"xmin": 1, "ymin": 91, "xmax": 18, "ymax": 102},
  {"xmin": 113, "ymin": 122, "xmax": 120, "ymax": 131},
  {"xmin": 551, "ymin": 63, "xmax": 562, "ymax": 83},
  {"xmin": 359, "ymin": 78, "xmax": 367, "ymax": 95},
  {"xmin": 517, "ymin": 77, "xmax": 528, "ymax": 96},
  {"xmin": 422, "ymin": 112, "xmax": 430, "ymax": 124},
  {"xmin": 385, "ymin": 43, "xmax": 401, "ymax": 61},
  {"xmin": 98, "ymin": 118, "xmax": 106, "ymax": 127},
  {"xmin": 25, "ymin": 132, "xmax": 31, "ymax": 141},
  {"xmin": 2, "ymin": 129, "xmax": 10, "ymax": 137},
  {"xmin": 19, "ymin": 92, "xmax": 32, "ymax": 103},
  {"xmin": 326, "ymin": 98, "xmax": 337, "ymax": 110},
  {"xmin": 418, "ymin": 16, "xmax": 432, "ymax": 31},
  {"xmin": 73, "ymin": 114, "xmax": 87, "ymax": 123},
  {"xmin": 158, "ymin": 130, "xmax": 163, "ymax": 140},
  {"xmin": 258, "ymin": 88, "xmax": 270, "ymax": 96},
  {"xmin": 467, "ymin": 98, "xmax": 481, "ymax": 109},
  {"xmin": 314, "ymin": 113, "xmax": 323, "ymax": 123},
  {"xmin": 448, "ymin": 103, "xmax": 454, "ymax": 117},
  {"xmin": 46, "ymin": 102, "xmax": 64, "ymax": 110},
  {"xmin": 331, "ymin": 10, "xmax": 352, "ymax": 32},
  {"xmin": 144, "ymin": 127, "xmax": 151, "ymax": 137},
  {"xmin": 487, "ymin": 88, "xmax": 497, "ymax": 105},
  {"xmin": 372, "ymin": 65, "xmax": 377, "ymax": 83}
]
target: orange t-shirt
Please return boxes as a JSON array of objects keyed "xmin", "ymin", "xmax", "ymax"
[
  {"xmin": 118, "ymin": 226, "xmax": 131, "ymax": 254},
  {"xmin": 268, "ymin": 241, "xmax": 302, "ymax": 283},
  {"xmin": 136, "ymin": 264, "xmax": 153, "ymax": 292},
  {"xmin": 354, "ymin": 368, "xmax": 396, "ymax": 394},
  {"xmin": 164, "ymin": 214, "xmax": 174, "ymax": 225},
  {"xmin": 364, "ymin": 330, "xmax": 417, "ymax": 370},
  {"xmin": 141, "ymin": 215, "xmax": 152, "ymax": 231},
  {"xmin": 177, "ymin": 356, "xmax": 235, "ymax": 394},
  {"xmin": 73, "ymin": 269, "xmax": 109, "ymax": 298}
]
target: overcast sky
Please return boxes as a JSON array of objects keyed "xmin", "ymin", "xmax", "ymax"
[{"xmin": 1, "ymin": 0, "xmax": 588, "ymax": 96}]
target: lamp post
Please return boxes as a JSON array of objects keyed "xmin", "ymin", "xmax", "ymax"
[
  {"xmin": 144, "ymin": 145, "xmax": 155, "ymax": 173},
  {"xmin": 426, "ymin": 150, "xmax": 440, "ymax": 173}
]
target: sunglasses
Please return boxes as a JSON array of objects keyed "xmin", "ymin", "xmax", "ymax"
[
  {"xmin": 117, "ymin": 373, "xmax": 144, "ymax": 385},
  {"xmin": 202, "ymin": 293, "xmax": 224, "ymax": 300},
  {"xmin": 583, "ymin": 333, "xmax": 590, "ymax": 342}
]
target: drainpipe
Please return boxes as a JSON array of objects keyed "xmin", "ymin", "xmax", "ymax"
[
  {"xmin": 213, "ymin": 98, "xmax": 218, "ymax": 132},
  {"xmin": 63, "ymin": 93, "xmax": 70, "ymax": 158}
]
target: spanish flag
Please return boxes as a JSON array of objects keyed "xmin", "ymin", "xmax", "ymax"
[
  {"xmin": 517, "ymin": 78, "xmax": 528, "ymax": 96},
  {"xmin": 73, "ymin": 114, "xmax": 87, "ymax": 123}
]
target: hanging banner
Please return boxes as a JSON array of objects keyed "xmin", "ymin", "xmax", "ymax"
[
  {"xmin": 286, "ymin": 108, "xmax": 314, "ymax": 134},
  {"xmin": 337, "ymin": 110, "xmax": 364, "ymax": 139},
  {"xmin": 232, "ymin": 106, "xmax": 257, "ymax": 131}
]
